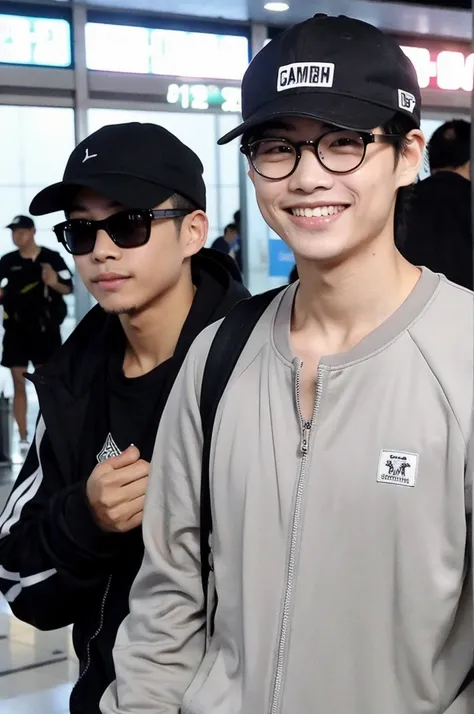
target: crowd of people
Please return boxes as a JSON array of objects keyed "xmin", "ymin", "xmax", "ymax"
[{"xmin": 0, "ymin": 12, "xmax": 472, "ymax": 714}]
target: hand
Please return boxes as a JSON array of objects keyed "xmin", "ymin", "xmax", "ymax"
[
  {"xmin": 41, "ymin": 263, "xmax": 58, "ymax": 288},
  {"xmin": 86, "ymin": 446, "xmax": 149, "ymax": 533}
]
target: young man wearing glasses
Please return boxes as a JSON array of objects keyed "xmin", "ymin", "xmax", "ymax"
[
  {"xmin": 102, "ymin": 15, "xmax": 473, "ymax": 714},
  {"xmin": 0, "ymin": 122, "xmax": 248, "ymax": 714}
]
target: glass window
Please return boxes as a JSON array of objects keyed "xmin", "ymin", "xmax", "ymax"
[
  {"xmin": 85, "ymin": 23, "xmax": 249, "ymax": 80},
  {"xmin": 0, "ymin": 105, "xmax": 76, "ymax": 340},
  {"xmin": 0, "ymin": 13, "xmax": 71, "ymax": 67}
]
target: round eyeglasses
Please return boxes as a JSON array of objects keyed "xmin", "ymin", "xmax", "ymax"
[{"xmin": 241, "ymin": 129, "xmax": 401, "ymax": 180}]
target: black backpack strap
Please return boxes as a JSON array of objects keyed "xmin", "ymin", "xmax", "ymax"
[{"xmin": 199, "ymin": 287, "xmax": 284, "ymax": 601}]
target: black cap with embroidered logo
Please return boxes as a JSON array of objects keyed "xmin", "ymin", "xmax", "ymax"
[
  {"xmin": 30, "ymin": 122, "xmax": 206, "ymax": 215},
  {"xmin": 218, "ymin": 14, "xmax": 421, "ymax": 145},
  {"xmin": 6, "ymin": 215, "xmax": 35, "ymax": 230}
]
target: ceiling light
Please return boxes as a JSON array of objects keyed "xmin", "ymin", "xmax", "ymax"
[{"xmin": 264, "ymin": 2, "xmax": 290, "ymax": 11}]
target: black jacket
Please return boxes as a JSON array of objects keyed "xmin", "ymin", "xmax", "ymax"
[
  {"xmin": 0, "ymin": 249, "xmax": 249, "ymax": 714},
  {"xmin": 402, "ymin": 171, "xmax": 472, "ymax": 290}
]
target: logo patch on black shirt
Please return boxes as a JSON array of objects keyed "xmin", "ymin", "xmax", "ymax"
[{"xmin": 97, "ymin": 433, "xmax": 121, "ymax": 463}]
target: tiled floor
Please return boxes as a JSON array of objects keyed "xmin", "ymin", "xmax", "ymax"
[{"xmin": 0, "ymin": 380, "xmax": 78, "ymax": 713}]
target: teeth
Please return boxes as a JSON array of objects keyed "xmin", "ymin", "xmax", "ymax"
[{"xmin": 291, "ymin": 206, "xmax": 346, "ymax": 218}]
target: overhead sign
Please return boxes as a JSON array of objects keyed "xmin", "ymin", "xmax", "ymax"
[
  {"xmin": 85, "ymin": 23, "xmax": 249, "ymax": 81},
  {"xmin": 0, "ymin": 13, "xmax": 71, "ymax": 67},
  {"xmin": 401, "ymin": 45, "xmax": 471, "ymax": 92},
  {"xmin": 166, "ymin": 83, "xmax": 241, "ymax": 112}
]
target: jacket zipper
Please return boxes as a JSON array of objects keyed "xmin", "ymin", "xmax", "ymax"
[
  {"xmin": 71, "ymin": 574, "xmax": 113, "ymax": 692},
  {"xmin": 270, "ymin": 363, "xmax": 325, "ymax": 714}
]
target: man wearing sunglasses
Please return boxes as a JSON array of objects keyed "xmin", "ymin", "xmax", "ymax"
[
  {"xmin": 102, "ymin": 15, "xmax": 473, "ymax": 714},
  {"xmin": 0, "ymin": 121, "xmax": 249, "ymax": 714}
]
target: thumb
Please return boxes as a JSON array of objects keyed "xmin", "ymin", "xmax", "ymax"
[{"xmin": 107, "ymin": 444, "xmax": 140, "ymax": 469}]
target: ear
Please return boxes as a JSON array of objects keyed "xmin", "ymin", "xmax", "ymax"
[
  {"xmin": 180, "ymin": 210, "xmax": 208, "ymax": 258},
  {"xmin": 247, "ymin": 164, "xmax": 256, "ymax": 186},
  {"xmin": 397, "ymin": 129, "xmax": 425, "ymax": 188}
]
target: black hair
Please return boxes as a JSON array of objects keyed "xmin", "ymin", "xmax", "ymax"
[
  {"xmin": 289, "ymin": 265, "xmax": 299, "ymax": 284},
  {"xmin": 169, "ymin": 193, "xmax": 199, "ymax": 230},
  {"xmin": 383, "ymin": 115, "xmax": 416, "ymax": 250},
  {"xmin": 224, "ymin": 222, "xmax": 237, "ymax": 234},
  {"xmin": 427, "ymin": 119, "xmax": 470, "ymax": 172}
]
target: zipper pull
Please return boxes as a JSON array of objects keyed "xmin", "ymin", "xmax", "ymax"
[{"xmin": 301, "ymin": 423, "xmax": 311, "ymax": 454}]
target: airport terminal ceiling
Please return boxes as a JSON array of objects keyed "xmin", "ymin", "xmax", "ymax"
[{"xmin": 5, "ymin": 0, "xmax": 471, "ymax": 39}]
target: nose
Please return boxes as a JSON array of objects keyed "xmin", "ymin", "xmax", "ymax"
[
  {"xmin": 288, "ymin": 146, "xmax": 335, "ymax": 194},
  {"xmin": 91, "ymin": 229, "xmax": 121, "ymax": 263}
]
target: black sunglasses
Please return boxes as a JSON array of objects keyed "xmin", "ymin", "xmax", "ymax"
[{"xmin": 53, "ymin": 208, "xmax": 190, "ymax": 256}]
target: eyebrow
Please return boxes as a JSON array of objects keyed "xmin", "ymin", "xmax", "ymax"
[
  {"xmin": 255, "ymin": 120, "xmax": 337, "ymax": 138},
  {"xmin": 68, "ymin": 199, "xmax": 123, "ymax": 214}
]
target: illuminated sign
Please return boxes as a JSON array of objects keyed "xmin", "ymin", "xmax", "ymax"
[
  {"xmin": 0, "ymin": 14, "xmax": 71, "ymax": 67},
  {"xmin": 166, "ymin": 83, "xmax": 241, "ymax": 112},
  {"xmin": 401, "ymin": 45, "xmax": 471, "ymax": 92},
  {"xmin": 85, "ymin": 23, "xmax": 249, "ymax": 81}
]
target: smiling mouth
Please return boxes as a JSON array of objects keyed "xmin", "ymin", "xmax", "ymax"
[{"xmin": 289, "ymin": 205, "xmax": 347, "ymax": 218}]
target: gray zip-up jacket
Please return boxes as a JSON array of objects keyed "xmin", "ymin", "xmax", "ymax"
[{"xmin": 101, "ymin": 268, "xmax": 474, "ymax": 714}]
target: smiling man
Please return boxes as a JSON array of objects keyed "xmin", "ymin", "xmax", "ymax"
[
  {"xmin": 102, "ymin": 16, "xmax": 473, "ymax": 714},
  {"xmin": 0, "ymin": 122, "xmax": 248, "ymax": 714}
]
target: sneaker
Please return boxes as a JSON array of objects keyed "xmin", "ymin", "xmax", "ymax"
[{"xmin": 19, "ymin": 440, "xmax": 30, "ymax": 458}]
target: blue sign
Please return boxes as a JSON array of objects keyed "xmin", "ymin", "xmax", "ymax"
[
  {"xmin": 268, "ymin": 237, "xmax": 295, "ymax": 279},
  {"xmin": 0, "ymin": 14, "xmax": 71, "ymax": 67}
]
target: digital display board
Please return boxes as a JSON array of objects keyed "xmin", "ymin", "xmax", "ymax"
[
  {"xmin": 85, "ymin": 23, "xmax": 249, "ymax": 81},
  {"xmin": 0, "ymin": 13, "xmax": 71, "ymax": 67},
  {"xmin": 166, "ymin": 83, "xmax": 241, "ymax": 112}
]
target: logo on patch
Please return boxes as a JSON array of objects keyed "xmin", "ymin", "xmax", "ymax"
[
  {"xmin": 398, "ymin": 89, "xmax": 416, "ymax": 114},
  {"xmin": 277, "ymin": 62, "xmax": 335, "ymax": 92},
  {"xmin": 377, "ymin": 450, "xmax": 418, "ymax": 487}
]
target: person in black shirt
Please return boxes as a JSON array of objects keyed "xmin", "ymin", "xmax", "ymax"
[
  {"xmin": 401, "ymin": 119, "xmax": 472, "ymax": 289},
  {"xmin": 211, "ymin": 222, "xmax": 238, "ymax": 256},
  {"xmin": 0, "ymin": 214, "xmax": 72, "ymax": 453},
  {"xmin": 0, "ymin": 122, "xmax": 249, "ymax": 714}
]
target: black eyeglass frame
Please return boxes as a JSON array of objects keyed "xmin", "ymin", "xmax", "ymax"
[
  {"xmin": 53, "ymin": 208, "xmax": 191, "ymax": 255},
  {"xmin": 240, "ymin": 130, "xmax": 402, "ymax": 180}
]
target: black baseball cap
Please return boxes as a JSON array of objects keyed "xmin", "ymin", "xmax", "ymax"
[
  {"xmin": 218, "ymin": 14, "xmax": 421, "ymax": 145},
  {"xmin": 6, "ymin": 215, "xmax": 35, "ymax": 230},
  {"xmin": 30, "ymin": 122, "xmax": 206, "ymax": 215}
]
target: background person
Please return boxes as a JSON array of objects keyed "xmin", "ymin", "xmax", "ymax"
[
  {"xmin": 402, "ymin": 119, "xmax": 472, "ymax": 289},
  {"xmin": 0, "ymin": 214, "xmax": 72, "ymax": 455}
]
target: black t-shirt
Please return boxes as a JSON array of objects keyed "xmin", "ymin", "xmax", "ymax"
[
  {"xmin": 0, "ymin": 247, "xmax": 73, "ymax": 330},
  {"xmin": 84, "ymin": 267, "xmax": 223, "ymax": 477},
  {"xmin": 95, "ymin": 344, "xmax": 170, "ymax": 466}
]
